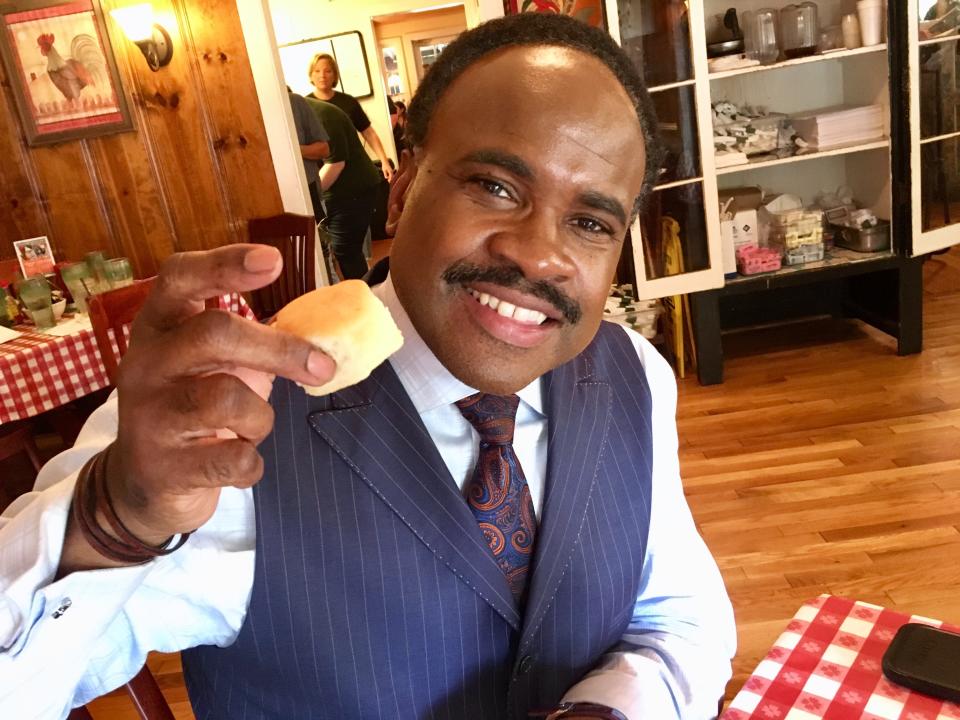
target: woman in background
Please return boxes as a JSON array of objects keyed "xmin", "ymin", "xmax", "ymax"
[{"xmin": 308, "ymin": 53, "xmax": 395, "ymax": 183}]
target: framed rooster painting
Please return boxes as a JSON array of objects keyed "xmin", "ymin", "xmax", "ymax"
[
  {"xmin": 0, "ymin": 0, "xmax": 132, "ymax": 145},
  {"xmin": 502, "ymin": 0, "xmax": 607, "ymax": 30}
]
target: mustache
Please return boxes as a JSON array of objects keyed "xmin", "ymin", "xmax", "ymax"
[{"xmin": 442, "ymin": 261, "xmax": 582, "ymax": 325}]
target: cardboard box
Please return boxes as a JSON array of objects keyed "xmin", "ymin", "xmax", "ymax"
[{"xmin": 719, "ymin": 186, "xmax": 763, "ymax": 274}]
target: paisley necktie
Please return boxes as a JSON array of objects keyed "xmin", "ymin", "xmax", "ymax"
[{"xmin": 455, "ymin": 392, "xmax": 538, "ymax": 605}]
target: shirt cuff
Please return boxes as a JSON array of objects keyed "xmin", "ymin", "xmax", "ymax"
[{"xmin": 561, "ymin": 650, "xmax": 680, "ymax": 720}]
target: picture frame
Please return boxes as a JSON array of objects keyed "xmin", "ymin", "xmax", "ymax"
[
  {"xmin": 279, "ymin": 30, "xmax": 374, "ymax": 100},
  {"xmin": 0, "ymin": 0, "xmax": 133, "ymax": 146},
  {"xmin": 13, "ymin": 235, "xmax": 55, "ymax": 277},
  {"xmin": 502, "ymin": 0, "xmax": 608, "ymax": 31}
]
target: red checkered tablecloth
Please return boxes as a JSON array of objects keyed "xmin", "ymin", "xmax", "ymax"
[
  {"xmin": 0, "ymin": 293, "xmax": 256, "ymax": 426},
  {"xmin": 722, "ymin": 594, "xmax": 960, "ymax": 720}
]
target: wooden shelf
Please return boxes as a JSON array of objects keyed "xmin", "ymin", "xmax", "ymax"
[
  {"xmin": 715, "ymin": 138, "xmax": 889, "ymax": 175},
  {"xmin": 708, "ymin": 44, "xmax": 887, "ymax": 80}
]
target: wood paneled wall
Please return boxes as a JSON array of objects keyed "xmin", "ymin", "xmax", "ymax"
[{"xmin": 0, "ymin": 0, "xmax": 283, "ymax": 279}]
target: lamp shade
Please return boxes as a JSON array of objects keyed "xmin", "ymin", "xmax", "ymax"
[{"xmin": 110, "ymin": 4, "xmax": 154, "ymax": 42}]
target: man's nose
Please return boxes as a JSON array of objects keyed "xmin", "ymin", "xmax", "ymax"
[{"xmin": 486, "ymin": 210, "xmax": 575, "ymax": 283}]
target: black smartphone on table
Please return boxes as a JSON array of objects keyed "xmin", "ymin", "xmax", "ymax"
[{"xmin": 882, "ymin": 623, "xmax": 960, "ymax": 704}]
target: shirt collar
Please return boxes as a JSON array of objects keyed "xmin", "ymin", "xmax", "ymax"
[{"xmin": 373, "ymin": 274, "xmax": 544, "ymax": 417}]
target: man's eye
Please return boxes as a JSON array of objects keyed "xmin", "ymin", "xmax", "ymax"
[
  {"xmin": 475, "ymin": 178, "xmax": 511, "ymax": 199},
  {"xmin": 574, "ymin": 217, "xmax": 611, "ymax": 235}
]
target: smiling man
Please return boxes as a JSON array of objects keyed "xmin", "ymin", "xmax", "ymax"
[{"xmin": 0, "ymin": 13, "xmax": 734, "ymax": 720}]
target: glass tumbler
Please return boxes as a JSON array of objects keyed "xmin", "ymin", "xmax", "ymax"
[
  {"xmin": 85, "ymin": 251, "xmax": 108, "ymax": 294},
  {"xmin": 17, "ymin": 276, "xmax": 55, "ymax": 329},
  {"xmin": 61, "ymin": 262, "xmax": 93, "ymax": 314},
  {"xmin": 104, "ymin": 257, "xmax": 134, "ymax": 288},
  {"xmin": 746, "ymin": 8, "xmax": 780, "ymax": 64}
]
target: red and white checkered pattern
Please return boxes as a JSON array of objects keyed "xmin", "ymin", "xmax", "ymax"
[
  {"xmin": 0, "ymin": 293, "xmax": 255, "ymax": 426},
  {"xmin": 722, "ymin": 595, "xmax": 960, "ymax": 720}
]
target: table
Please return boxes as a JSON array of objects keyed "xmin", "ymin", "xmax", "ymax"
[
  {"xmin": 722, "ymin": 595, "xmax": 960, "ymax": 720},
  {"xmin": 0, "ymin": 294, "xmax": 254, "ymax": 426}
]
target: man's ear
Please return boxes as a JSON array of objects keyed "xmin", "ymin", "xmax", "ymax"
[{"xmin": 385, "ymin": 149, "xmax": 417, "ymax": 237}]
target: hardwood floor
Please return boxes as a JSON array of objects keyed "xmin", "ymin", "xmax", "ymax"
[{"xmin": 87, "ymin": 250, "xmax": 960, "ymax": 719}]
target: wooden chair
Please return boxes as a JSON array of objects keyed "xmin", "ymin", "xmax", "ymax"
[
  {"xmin": 66, "ymin": 665, "xmax": 175, "ymax": 720},
  {"xmin": 0, "ymin": 422, "xmax": 42, "ymax": 473},
  {"xmin": 87, "ymin": 278, "xmax": 156, "ymax": 385},
  {"xmin": 246, "ymin": 212, "xmax": 317, "ymax": 320},
  {"xmin": 0, "ymin": 421, "xmax": 43, "ymax": 510},
  {"xmin": 0, "ymin": 258, "xmax": 20, "ymax": 286}
]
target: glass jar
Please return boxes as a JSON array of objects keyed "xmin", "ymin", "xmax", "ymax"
[
  {"xmin": 744, "ymin": 8, "xmax": 780, "ymax": 64},
  {"xmin": 780, "ymin": 2, "xmax": 820, "ymax": 59}
]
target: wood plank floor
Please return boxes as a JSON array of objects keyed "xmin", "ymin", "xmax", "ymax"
[{"xmin": 88, "ymin": 249, "xmax": 960, "ymax": 719}]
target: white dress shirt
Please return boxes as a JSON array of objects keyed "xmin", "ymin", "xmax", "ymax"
[{"xmin": 0, "ymin": 275, "xmax": 735, "ymax": 720}]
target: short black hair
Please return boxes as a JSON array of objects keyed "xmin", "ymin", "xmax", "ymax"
[{"xmin": 405, "ymin": 12, "xmax": 663, "ymax": 215}]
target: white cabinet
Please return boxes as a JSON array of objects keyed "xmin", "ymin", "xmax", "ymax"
[
  {"xmin": 910, "ymin": 0, "xmax": 960, "ymax": 255},
  {"xmin": 606, "ymin": 0, "xmax": 960, "ymax": 301}
]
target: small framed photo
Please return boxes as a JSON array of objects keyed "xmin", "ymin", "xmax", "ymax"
[
  {"xmin": 14, "ymin": 236, "xmax": 55, "ymax": 277},
  {"xmin": 0, "ymin": 0, "xmax": 133, "ymax": 146}
]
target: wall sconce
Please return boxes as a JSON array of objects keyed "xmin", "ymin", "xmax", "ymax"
[{"xmin": 110, "ymin": 4, "xmax": 173, "ymax": 71}]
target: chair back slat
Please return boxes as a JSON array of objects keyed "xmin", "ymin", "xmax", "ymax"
[
  {"xmin": 246, "ymin": 213, "xmax": 316, "ymax": 320},
  {"xmin": 87, "ymin": 278, "xmax": 155, "ymax": 384}
]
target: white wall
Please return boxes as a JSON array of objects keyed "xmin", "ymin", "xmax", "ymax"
[{"xmin": 268, "ymin": 0, "xmax": 491, "ymax": 168}]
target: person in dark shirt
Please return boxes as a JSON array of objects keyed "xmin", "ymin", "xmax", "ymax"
[
  {"xmin": 286, "ymin": 87, "xmax": 330, "ymax": 222},
  {"xmin": 307, "ymin": 97, "xmax": 382, "ymax": 280},
  {"xmin": 307, "ymin": 53, "xmax": 395, "ymax": 183}
]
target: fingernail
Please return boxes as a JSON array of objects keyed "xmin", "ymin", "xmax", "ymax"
[
  {"xmin": 307, "ymin": 350, "xmax": 335, "ymax": 380},
  {"xmin": 244, "ymin": 247, "xmax": 280, "ymax": 272}
]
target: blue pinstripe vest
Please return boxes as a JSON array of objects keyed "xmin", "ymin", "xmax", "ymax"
[{"xmin": 182, "ymin": 321, "xmax": 654, "ymax": 720}]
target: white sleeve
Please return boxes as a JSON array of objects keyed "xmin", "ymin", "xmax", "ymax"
[
  {"xmin": 0, "ymin": 392, "xmax": 256, "ymax": 719},
  {"xmin": 562, "ymin": 329, "xmax": 736, "ymax": 719}
]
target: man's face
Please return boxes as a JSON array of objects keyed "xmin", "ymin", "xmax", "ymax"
[
  {"xmin": 310, "ymin": 60, "xmax": 336, "ymax": 92},
  {"xmin": 390, "ymin": 45, "xmax": 647, "ymax": 395}
]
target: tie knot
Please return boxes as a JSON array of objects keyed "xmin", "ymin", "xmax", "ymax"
[{"xmin": 455, "ymin": 393, "xmax": 519, "ymax": 445}]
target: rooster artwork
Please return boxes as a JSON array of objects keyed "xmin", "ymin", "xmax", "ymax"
[
  {"xmin": 0, "ymin": 0, "xmax": 128, "ymax": 143},
  {"xmin": 36, "ymin": 32, "xmax": 108, "ymax": 104}
]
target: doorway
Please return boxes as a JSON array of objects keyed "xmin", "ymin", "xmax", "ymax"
[{"xmin": 373, "ymin": 5, "xmax": 468, "ymax": 108}]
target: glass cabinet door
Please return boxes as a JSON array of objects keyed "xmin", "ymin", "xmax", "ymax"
[
  {"xmin": 610, "ymin": 0, "xmax": 724, "ymax": 299},
  {"xmin": 911, "ymin": 0, "xmax": 960, "ymax": 253}
]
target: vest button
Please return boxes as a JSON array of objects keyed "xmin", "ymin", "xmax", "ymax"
[{"xmin": 517, "ymin": 655, "xmax": 535, "ymax": 676}]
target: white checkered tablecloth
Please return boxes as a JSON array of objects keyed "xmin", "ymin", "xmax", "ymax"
[
  {"xmin": 722, "ymin": 595, "xmax": 960, "ymax": 720},
  {"xmin": 0, "ymin": 293, "xmax": 255, "ymax": 426}
]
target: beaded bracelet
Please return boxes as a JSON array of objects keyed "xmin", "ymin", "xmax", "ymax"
[{"xmin": 72, "ymin": 443, "xmax": 191, "ymax": 564}]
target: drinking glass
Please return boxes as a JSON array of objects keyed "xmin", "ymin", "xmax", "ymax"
[
  {"xmin": 61, "ymin": 262, "xmax": 93, "ymax": 314},
  {"xmin": 746, "ymin": 8, "xmax": 781, "ymax": 64},
  {"xmin": 17, "ymin": 276, "xmax": 55, "ymax": 329},
  {"xmin": 85, "ymin": 251, "xmax": 108, "ymax": 294},
  {"xmin": 104, "ymin": 257, "xmax": 134, "ymax": 288}
]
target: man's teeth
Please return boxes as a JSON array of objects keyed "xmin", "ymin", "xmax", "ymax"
[{"xmin": 468, "ymin": 289, "xmax": 548, "ymax": 325}]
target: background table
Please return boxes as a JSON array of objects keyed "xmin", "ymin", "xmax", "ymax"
[
  {"xmin": 722, "ymin": 594, "xmax": 960, "ymax": 720},
  {"xmin": 0, "ymin": 294, "xmax": 254, "ymax": 426}
]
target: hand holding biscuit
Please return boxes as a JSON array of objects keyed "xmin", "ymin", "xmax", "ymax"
[{"xmin": 99, "ymin": 245, "xmax": 336, "ymax": 546}]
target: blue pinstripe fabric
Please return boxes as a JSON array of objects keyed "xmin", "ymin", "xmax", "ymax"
[{"xmin": 182, "ymin": 321, "xmax": 653, "ymax": 720}]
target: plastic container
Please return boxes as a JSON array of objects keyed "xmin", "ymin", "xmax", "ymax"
[
  {"xmin": 736, "ymin": 244, "xmax": 782, "ymax": 275},
  {"xmin": 765, "ymin": 207, "xmax": 825, "ymax": 266},
  {"xmin": 767, "ymin": 208, "xmax": 824, "ymax": 249},
  {"xmin": 781, "ymin": 2, "xmax": 820, "ymax": 58},
  {"xmin": 857, "ymin": 0, "xmax": 883, "ymax": 46}
]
